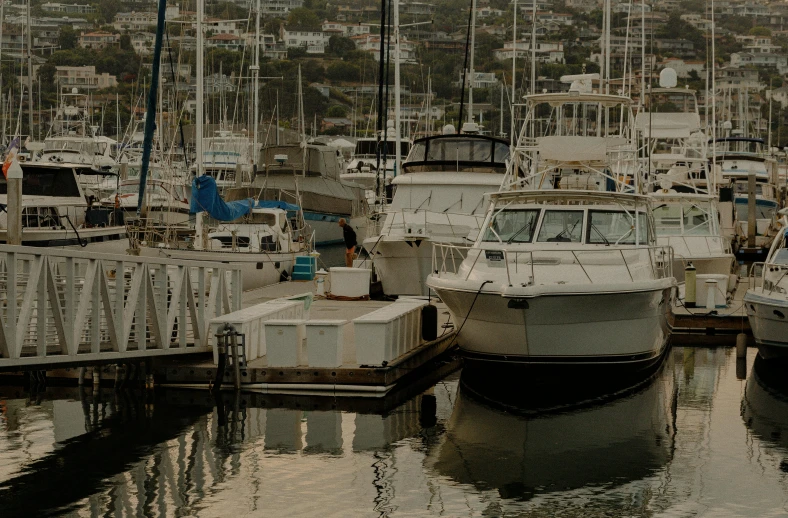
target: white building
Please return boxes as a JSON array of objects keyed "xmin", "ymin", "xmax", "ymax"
[
  {"xmin": 130, "ymin": 32, "xmax": 155, "ymax": 55},
  {"xmin": 113, "ymin": 6, "xmax": 180, "ymax": 31},
  {"xmin": 659, "ymin": 58, "xmax": 704, "ymax": 79},
  {"xmin": 493, "ymin": 41, "xmax": 564, "ymax": 63},
  {"xmin": 680, "ymin": 14, "xmax": 713, "ymax": 31},
  {"xmin": 352, "ymin": 34, "xmax": 417, "ymax": 63},
  {"xmin": 456, "ymin": 71, "xmax": 499, "ymax": 88},
  {"xmin": 261, "ymin": 0, "xmax": 304, "ymax": 16},
  {"xmin": 321, "ymin": 20, "xmax": 371, "ymax": 37},
  {"xmin": 280, "ymin": 26, "xmax": 328, "ymax": 54},
  {"xmin": 41, "ymin": 2, "xmax": 96, "ymax": 14},
  {"xmin": 730, "ymin": 52, "xmax": 788, "ymax": 74},
  {"xmin": 55, "ymin": 66, "xmax": 118, "ymax": 92}
]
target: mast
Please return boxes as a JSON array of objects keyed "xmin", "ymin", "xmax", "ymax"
[
  {"xmin": 136, "ymin": 0, "xmax": 167, "ymax": 216},
  {"xmin": 530, "ymin": 0, "xmax": 536, "ymax": 94},
  {"xmin": 26, "ymin": 0, "xmax": 33, "ymax": 138},
  {"xmin": 393, "ymin": 0, "xmax": 402, "ymax": 175},
  {"xmin": 252, "ymin": 0, "xmax": 261, "ymax": 171},
  {"xmin": 196, "ymin": 0, "xmax": 204, "ymax": 178},
  {"xmin": 710, "ymin": 0, "xmax": 716, "ymax": 174},
  {"xmin": 510, "ymin": 0, "xmax": 516, "ymax": 141},
  {"xmin": 468, "ymin": 0, "xmax": 477, "ymax": 123}
]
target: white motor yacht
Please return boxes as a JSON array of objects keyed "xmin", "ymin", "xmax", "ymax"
[
  {"xmin": 651, "ymin": 190, "xmax": 736, "ymax": 285},
  {"xmin": 363, "ymin": 126, "xmax": 512, "ymax": 296},
  {"xmin": 99, "ymin": 164, "xmax": 191, "ymax": 226},
  {"xmin": 427, "ymin": 85, "xmax": 676, "ymax": 371},
  {"xmin": 744, "ymin": 215, "xmax": 788, "ymax": 359},
  {"xmin": 0, "ymin": 162, "xmax": 127, "ymax": 252}
]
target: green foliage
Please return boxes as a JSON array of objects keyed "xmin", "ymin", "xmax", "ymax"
[
  {"xmin": 98, "ymin": 0, "xmax": 121, "ymax": 25},
  {"xmin": 58, "ymin": 26, "xmax": 78, "ymax": 50},
  {"xmin": 328, "ymin": 35, "xmax": 356, "ymax": 58},
  {"xmin": 327, "ymin": 104, "xmax": 348, "ymax": 117},
  {"xmin": 749, "ymin": 26, "xmax": 771, "ymax": 37},
  {"xmin": 287, "ymin": 7, "xmax": 321, "ymax": 30},
  {"xmin": 326, "ymin": 61, "xmax": 361, "ymax": 82},
  {"xmin": 119, "ymin": 34, "xmax": 132, "ymax": 51},
  {"xmin": 208, "ymin": 2, "xmax": 249, "ymax": 19}
]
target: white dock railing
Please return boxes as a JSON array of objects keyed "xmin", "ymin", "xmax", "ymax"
[{"xmin": 0, "ymin": 245, "xmax": 241, "ymax": 369}]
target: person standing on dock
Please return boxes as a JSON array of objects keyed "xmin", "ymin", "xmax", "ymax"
[{"xmin": 339, "ymin": 218, "xmax": 357, "ymax": 267}]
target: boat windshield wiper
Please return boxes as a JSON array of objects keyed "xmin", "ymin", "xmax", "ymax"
[{"xmin": 590, "ymin": 223, "xmax": 610, "ymax": 246}]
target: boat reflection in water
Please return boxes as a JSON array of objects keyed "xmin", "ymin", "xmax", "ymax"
[
  {"xmin": 428, "ymin": 366, "xmax": 676, "ymax": 503},
  {"xmin": 743, "ymin": 356, "xmax": 788, "ymax": 469}
]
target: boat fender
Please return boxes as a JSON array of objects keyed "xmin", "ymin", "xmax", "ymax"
[
  {"xmin": 421, "ymin": 304, "xmax": 438, "ymax": 341},
  {"xmin": 685, "ymin": 263, "xmax": 697, "ymax": 308},
  {"xmin": 280, "ymin": 270, "xmax": 290, "ymax": 283}
]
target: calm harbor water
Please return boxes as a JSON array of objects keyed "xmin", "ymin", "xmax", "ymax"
[{"xmin": 1, "ymin": 346, "xmax": 788, "ymax": 517}]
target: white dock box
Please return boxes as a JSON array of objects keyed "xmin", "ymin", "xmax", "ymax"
[
  {"xmin": 330, "ymin": 267, "xmax": 372, "ymax": 298},
  {"xmin": 265, "ymin": 320, "xmax": 306, "ymax": 367},
  {"xmin": 305, "ymin": 320, "xmax": 347, "ymax": 368},
  {"xmin": 353, "ymin": 300, "xmax": 427, "ymax": 366}
]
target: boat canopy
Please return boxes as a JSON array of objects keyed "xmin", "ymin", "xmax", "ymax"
[
  {"xmin": 190, "ymin": 175, "xmax": 253, "ymax": 221},
  {"xmin": 255, "ymin": 200, "xmax": 300, "ymax": 211},
  {"xmin": 402, "ymin": 134, "xmax": 509, "ymax": 174}
]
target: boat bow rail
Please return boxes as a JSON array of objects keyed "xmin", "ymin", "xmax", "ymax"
[
  {"xmin": 0, "ymin": 245, "xmax": 241, "ymax": 370},
  {"xmin": 431, "ymin": 242, "xmax": 674, "ymax": 290}
]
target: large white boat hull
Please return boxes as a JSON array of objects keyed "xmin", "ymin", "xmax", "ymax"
[
  {"xmin": 744, "ymin": 291, "xmax": 788, "ymax": 359},
  {"xmin": 140, "ymin": 247, "xmax": 303, "ymax": 291},
  {"xmin": 364, "ymin": 236, "xmax": 453, "ymax": 296},
  {"xmin": 431, "ymin": 282, "xmax": 673, "ymax": 368}
]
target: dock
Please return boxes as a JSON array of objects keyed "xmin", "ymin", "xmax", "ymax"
[
  {"xmin": 669, "ymin": 278, "xmax": 752, "ymax": 346},
  {"xmin": 155, "ymin": 281, "xmax": 458, "ymax": 397}
]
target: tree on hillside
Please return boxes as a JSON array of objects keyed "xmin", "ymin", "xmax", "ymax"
[
  {"xmin": 750, "ymin": 26, "xmax": 771, "ymax": 37},
  {"xmin": 287, "ymin": 8, "xmax": 321, "ymax": 30},
  {"xmin": 58, "ymin": 26, "xmax": 78, "ymax": 50},
  {"xmin": 98, "ymin": 0, "xmax": 121, "ymax": 24},
  {"xmin": 328, "ymin": 35, "xmax": 356, "ymax": 58}
]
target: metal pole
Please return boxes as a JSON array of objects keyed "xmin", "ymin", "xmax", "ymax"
[
  {"xmin": 26, "ymin": 0, "xmax": 33, "ymax": 139},
  {"xmin": 6, "ymin": 158, "xmax": 22, "ymax": 245},
  {"xmin": 252, "ymin": 0, "xmax": 260, "ymax": 172},
  {"xmin": 196, "ymin": 0, "xmax": 204, "ymax": 178},
  {"xmin": 530, "ymin": 0, "xmax": 536, "ymax": 95},
  {"xmin": 747, "ymin": 172, "xmax": 756, "ymax": 250},
  {"xmin": 393, "ymin": 0, "xmax": 402, "ymax": 176},
  {"xmin": 468, "ymin": 0, "xmax": 477, "ymax": 123},
  {"xmin": 510, "ymin": 0, "xmax": 517, "ymax": 140}
]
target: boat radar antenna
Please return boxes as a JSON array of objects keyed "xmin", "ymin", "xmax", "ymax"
[
  {"xmin": 560, "ymin": 74, "xmax": 599, "ymax": 94},
  {"xmin": 659, "ymin": 68, "xmax": 678, "ymax": 89}
]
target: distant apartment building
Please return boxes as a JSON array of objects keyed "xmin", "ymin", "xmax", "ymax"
[
  {"xmin": 352, "ymin": 34, "xmax": 416, "ymax": 63},
  {"xmin": 321, "ymin": 20, "xmax": 371, "ymax": 37},
  {"xmin": 493, "ymin": 41, "xmax": 564, "ymax": 63},
  {"xmin": 730, "ymin": 52, "xmax": 788, "ymax": 74},
  {"xmin": 456, "ymin": 71, "xmax": 499, "ymax": 89},
  {"xmin": 55, "ymin": 66, "xmax": 118, "ymax": 91},
  {"xmin": 41, "ymin": 2, "xmax": 96, "ymax": 14},
  {"xmin": 113, "ymin": 7, "xmax": 180, "ymax": 31},
  {"xmin": 280, "ymin": 25, "xmax": 328, "ymax": 54},
  {"xmin": 716, "ymin": 66, "xmax": 763, "ymax": 90},
  {"xmin": 261, "ymin": 0, "xmax": 303, "ymax": 16},
  {"xmin": 78, "ymin": 31, "xmax": 120, "ymax": 50},
  {"xmin": 207, "ymin": 33, "xmax": 244, "ymax": 50}
]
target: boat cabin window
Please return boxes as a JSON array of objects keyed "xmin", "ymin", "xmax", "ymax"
[
  {"xmin": 587, "ymin": 210, "xmax": 648, "ymax": 244},
  {"xmin": 0, "ymin": 166, "xmax": 81, "ymax": 197},
  {"xmin": 248, "ymin": 212, "xmax": 277, "ymax": 226},
  {"xmin": 482, "ymin": 209, "xmax": 540, "ymax": 243},
  {"xmin": 22, "ymin": 206, "xmax": 61, "ymax": 228},
  {"xmin": 772, "ymin": 248, "xmax": 788, "ymax": 265},
  {"xmin": 735, "ymin": 200, "xmax": 776, "ymax": 221},
  {"xmin": 654, "ymin": 203, "xmax": 714, "ymax": 236},
  {"xmin": 733, "ymin": 182, "xmax": 764, "ymax": 196},
  {"xmin": 536, "ymin": 210, "xmax": 583, "ymax": 243}
]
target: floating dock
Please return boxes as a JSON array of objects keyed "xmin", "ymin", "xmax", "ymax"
[
  {"xmin": 670, "ymin": 278, "xmax": 752, "ymax": 346},
  {"xmin": 155, "ymin": 281, "xmax": 458, "ymax": 397}
]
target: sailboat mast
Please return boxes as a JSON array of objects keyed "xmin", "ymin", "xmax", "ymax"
[
  {"xmin": 510, "ymin": 0, "xmax": 516, "ymax": 141},
  {"xmin": 393, "ymin": 0, "xmax": 402, "ymax": 175},
  {"xmin": 253, "ymin": 0, "xmax": 261, "ymax": 170},
  {"xmin": 196, "ymin": 0, "xmax": 204, "ymax": 178},
  {"xmin": 26, "ymin": 0, "xmax": 33, "ymax": 138},
  {"xmin": 530, "ymin": 0, "xmax": 536, "ymax": 94},
  {"xmin": 468, "ymin": 0, "xmax": 477, "ymax": 123}
]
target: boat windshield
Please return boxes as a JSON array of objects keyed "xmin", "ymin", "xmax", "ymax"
[
  {"xmin": 248, "ymin": 212, "xmax": 277, "ymax": 226},
  {"xmin": 735, "ymin": 200, "xmax": 776, "ymax": 220},
  {"xmin": 653, "ymin": 203, "xmax": 714, "ymax": 236},
  {"xmin": 588, "ymin": 210, "xmax": 649, "ymax": 244},
  {"xmin": 482, "ymin": 209, "xmax": 540, "ymax": 243},
  {"xmin": 772, "ymin": 248, "xmax": 788, "ymax": 265},
  {"xmin": 537, "ymin": 210, "xmax": 584, "ymax": 242},
  {"xmin": 355, "ymin": 140, "xmax": 410, "ymax": 157},
  {"xmin": 403, "ymin": 136, "xmax": 509, "ymax": 173}
]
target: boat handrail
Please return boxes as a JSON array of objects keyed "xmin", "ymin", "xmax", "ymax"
[
  {"xmin": 371, "ymin": 209, "xmax": 487, "ymax": 238},
  {"xmin": 749, "ymin": 261, "xmax": 788, "ymax": 295},
  {"xmin": 431, "ymin": 242, "xmax": 674, "ymax": 288}
]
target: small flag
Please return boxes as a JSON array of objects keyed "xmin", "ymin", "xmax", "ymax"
[{"xmin": 2, "ymin": 137, "xmax": 20, "ymax": 179}]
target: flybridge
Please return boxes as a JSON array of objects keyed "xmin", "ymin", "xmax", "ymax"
[{"xmin": 401, "ymin": 134, "xmax": 510, "ymax": 174}]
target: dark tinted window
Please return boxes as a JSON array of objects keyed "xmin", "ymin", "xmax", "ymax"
[{"xmin": 0, "ymin": 166, "xmax": 81, "ymax": 197}]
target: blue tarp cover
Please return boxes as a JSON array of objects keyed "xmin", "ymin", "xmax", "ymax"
[
  {"xmin": 190, "ymin": 175, "xmax": 252, "ymax": 221},
  {"xmin": 255, "ymin": 200, "xmax": 300, "ymax": 211}
]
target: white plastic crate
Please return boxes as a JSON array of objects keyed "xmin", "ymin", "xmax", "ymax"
[
  {"xmin": 305, "ymin": 320, "xmax": 347, "ymax": 368},
  {"xmin": 265, "ymin": 320, "xmax": 306, "ymax": 367}
]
